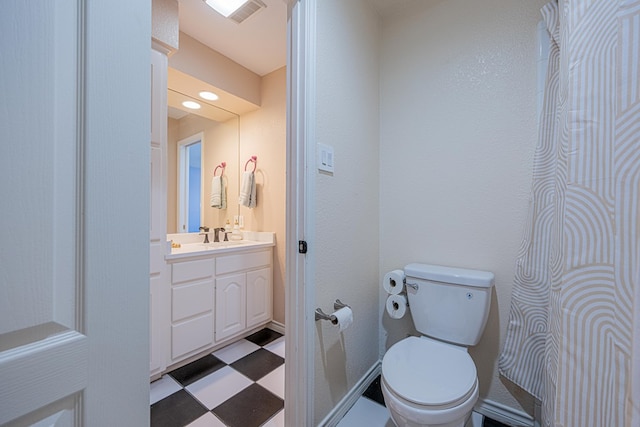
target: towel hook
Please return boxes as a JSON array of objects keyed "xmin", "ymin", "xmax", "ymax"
[
  {"xmin": 214, "ymin": 162, "xmax": 226, "ymax": 177},
  {"xmin": 244, "ymin": 156, "xmax": 257, "ymax": 172}
]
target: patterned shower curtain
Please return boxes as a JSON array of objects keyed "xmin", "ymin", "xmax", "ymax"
[{"xmin": 498, "ymin": 1, "xmax": 640, "ymax": 426}]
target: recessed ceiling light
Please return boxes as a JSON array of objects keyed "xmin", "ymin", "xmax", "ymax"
[
  {"xmin": 182, "ymin": 101, "xmax": 201, "ymax": 110},
  {"xmin": 204, "ymin": 0, "xmax": 249, "ymax": 18},
  {"xmin": 199, "ymin": 91, "xmax": 219, "ymax": 101}
]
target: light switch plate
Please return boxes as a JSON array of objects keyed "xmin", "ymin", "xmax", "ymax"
[{"xmin": 317, "ymin": 143, "xmax": 334, "ymax": 173}]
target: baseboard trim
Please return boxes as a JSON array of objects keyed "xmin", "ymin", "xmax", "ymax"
[
  {"xmin": 475, "ymin": 399, "xmax": 535, "ymax": 427},
  {"xmin": 268, "ymin": 320, "xmax": 285, "ymax": 335},
  {"xmin": 318, "ymin": 361, "xmax": 382, "ymax": 427}
]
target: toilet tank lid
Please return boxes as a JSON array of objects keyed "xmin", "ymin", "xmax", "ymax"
[{"xmin": 404, "ymin": 263, "xmax": 494, "ymax": 288}]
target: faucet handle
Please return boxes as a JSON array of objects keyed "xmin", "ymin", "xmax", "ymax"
[{"xmin": 199, "ymin": 226, "xmax": 210, "ymax": 233}]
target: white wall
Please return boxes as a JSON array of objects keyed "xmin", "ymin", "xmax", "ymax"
[
  {"xmin": 378, "ymin": 0, "xmax": 547, "ymax": 416},
  {"xmin": 313, "ymin": 0, "xmax": 381, "ymax": 423}
]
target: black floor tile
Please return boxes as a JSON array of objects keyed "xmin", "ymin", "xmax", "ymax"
[
  {"xmin": 484, "ymin": 417, "xmax": 510, "ymax": 427},
  {"xmin": 151, "ymin": 389, "xmax": 208, "ymax": 427},
  {"xmin": 213, "ymin": 383, "xmax": 284, "ymax": 427},
  {"xmin": 245, "ymin": 328, "xmax": 283, "ymax": 347},
  {"xmin": 231, "ymin": 348, "xmax": 284, "ymax": 381},
  {"xmin": 169, "ymin": 354, "xmax": 226, "ymax": 387},
  {"xmin": 363, "ymin": 374, "xmax": 385, "ymax": 407}
]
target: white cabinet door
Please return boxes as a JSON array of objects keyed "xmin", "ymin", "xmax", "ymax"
[
  {"xmin": 247, "ymin": 267, "xmax": 273, "ymax": 328},
  {"xmin": 172, "ymin": 313, "xmax": 215, "ymax": 360},
  {"xmin": 215, "ymin": 274, "xmax": 247, "ymax": 341}
]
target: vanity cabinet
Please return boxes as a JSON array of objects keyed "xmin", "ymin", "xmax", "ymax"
[
  {"xmin": 215, "ymin": 250, "xmax": 273, "ymax": 342},
  {"xmin": 166, "ymin": 247, "xmax": 273, "ymax": 368},
  {"xmin": 170, "ymin": 258, "xmax": 215, "ymax": 361},
  {"xmin": 246, "ymin": 267, "xmax": 273, "ymax": 328},
  {"xmin": 215, "ymin": 273, "xmax": 246, "ymax": 341}
]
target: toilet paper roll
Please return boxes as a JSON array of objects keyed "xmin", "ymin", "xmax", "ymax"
[
  {"xmin": 386, "ymin": 294, "xmax": 407, "ymax": 319},
  {"xmin": 383, "ymin": 269, "xmax": 405, "ymax": 295},
  {"xmin": 333, "ymin": 307, "xmax": 353, "ymax": 332}
]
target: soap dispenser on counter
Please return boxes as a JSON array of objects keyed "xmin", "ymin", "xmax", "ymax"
[{"xmin": 230, "ymin": 219, "xmax": 243, "ymax": 241}]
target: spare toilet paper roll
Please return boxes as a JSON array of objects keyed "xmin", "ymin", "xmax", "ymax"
[
  {"xmin": 386, "ymin": 294, "xmax": 407, "ymax": 319},
  {"xmin": 383, "ymin": 269, "xmax": 405, "ymax": 295},
  {"xmin": 333, "ymin": 307, "xmax": 353, "ymax": 332}
]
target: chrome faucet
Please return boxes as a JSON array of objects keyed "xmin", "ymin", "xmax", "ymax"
[{"xmin": 199, "ymin": 226, "xmax": 210, "ymax": 243}]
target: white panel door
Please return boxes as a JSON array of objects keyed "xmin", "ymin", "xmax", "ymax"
[{"xmin": 0, "ymin": 1, "xmax": 150, "ymax": 425}]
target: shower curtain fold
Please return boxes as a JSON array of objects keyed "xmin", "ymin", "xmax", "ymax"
[
  {"xmin": 498, "ymin": 0, "xmax": 562, "ymax": 402},
  {"xmin": 498, "ymin": 1, "xmax": 640, "ymax": 426}
]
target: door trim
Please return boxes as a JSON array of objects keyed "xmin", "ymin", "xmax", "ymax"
[{"xmin": 285, "ymin": 0, "xmax": 316, "ymax": 425}]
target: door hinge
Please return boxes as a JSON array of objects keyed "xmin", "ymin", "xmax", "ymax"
[{"xmin": 298, "ymin": 240, "xmax": 308, "ymax": 254}]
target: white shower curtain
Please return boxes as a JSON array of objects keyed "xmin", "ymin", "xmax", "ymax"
[{"xmin": 498, "ymin": 1, "xmax": 640, "ymax": 426}]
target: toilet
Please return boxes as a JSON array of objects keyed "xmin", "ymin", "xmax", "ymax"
[{"xmin": 381, "ymin": 263, "xmax": 495, "ymax": 427}]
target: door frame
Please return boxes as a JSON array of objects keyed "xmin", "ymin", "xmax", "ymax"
[{"xmin": 284, "ymin": 0, "xmax": 316, "ymax": 425}]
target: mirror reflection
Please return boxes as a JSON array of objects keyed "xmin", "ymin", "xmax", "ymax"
[{"xmin": 166, "ymin": 89, "xmax": 240, "ymax": 233}]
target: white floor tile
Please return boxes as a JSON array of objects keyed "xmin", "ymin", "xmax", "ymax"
[
  {"xmin": 213, "ymin": 339, "xmax": 261, "ymax": 364},
  {"xmin": 337, "ymin": 397, "xmax": 393, "ymax": 427},
  {"xmin": 185, "ymin": 366, "xmax": 253, "ymax": 410},
  {"xmin": 468, "ymin": 411, "xmax": 484, "ymax": 427},
  {"xmin": 261, "ymin": 409, "xmax": 285, "ymax": 427},
  {"xmin": 186, "ymin": 412, "xmax": 227, "ymax": 427},
  {"xmin": 257, "ymin": 363, "xmax": 285, "ymax": 399},
  {"xmin": 150, "ymin": 375, "xmax": 182, "ymax": 405},
  {"xmin": 264, "ymin": 336, "xmax": 285, "ymax": 358}
]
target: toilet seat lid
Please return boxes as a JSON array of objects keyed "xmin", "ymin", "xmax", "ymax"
[{"xmin": 382, "ymin": 337, "xmax": 477, "ymax": 407}]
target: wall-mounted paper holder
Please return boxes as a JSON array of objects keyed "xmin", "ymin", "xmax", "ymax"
[{"xmin": 315, "ymin": 299, "xmax": 350, "ymax": 323}]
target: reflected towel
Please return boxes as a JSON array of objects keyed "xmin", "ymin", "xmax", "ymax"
[
  {"xmin": 239, "ymin": 171, "xmax": 256, "ymax": 208},
  {"xmin": 210, "ymin": 176, "xmax": 226, "ymax": 209}
]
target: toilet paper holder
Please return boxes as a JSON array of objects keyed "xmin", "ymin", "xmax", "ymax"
[{"xmin": 315, "ymin": 299, "xmax": 350, "ymax": 323}]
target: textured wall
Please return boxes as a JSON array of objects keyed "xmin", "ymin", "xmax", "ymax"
[
  {"xmin": 152, "ymin": 0, "xmax": 179, "ymax": 51},
  {"xmin": 313, "ymin": 0, "xmax": 381, "ymax": 423},
  {"xmin": 378, "ymin": 0, "xmax": 547, "ymax": 416}
]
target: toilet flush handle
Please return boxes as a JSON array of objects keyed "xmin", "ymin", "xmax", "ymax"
[{"xmin": 406, "ymin": 282, "xmax": 419, "ymax": 291}]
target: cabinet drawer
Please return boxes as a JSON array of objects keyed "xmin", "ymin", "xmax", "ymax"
[
  {"xmin": 172, "ymin": 279, "xmax": 213, "ymax": 322},
  {"xmin": 171, "ymin": 313, "xmax": 214, "ymax": 360},
  {"xmin": 172, "ymin": 258, "xmax": 214, "ymax": 284},
  {"xmin": 216, "ymin": 250, "xmax": 271, "ymax": 275}
]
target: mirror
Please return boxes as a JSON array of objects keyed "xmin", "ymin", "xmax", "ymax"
[{"xmin": 167, "ymin": 89, "xmax": 240, "ymax": 233}]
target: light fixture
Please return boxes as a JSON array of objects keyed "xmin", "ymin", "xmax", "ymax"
[
  {"xmin": 182, "ymin": 100, "xmax": 201, "ymax": 110},
  {"xmin": 199, "ymin": 91, "xmax": 219, "ymax": 101},
  {"xmin": 204, "ymin": 0, "xmax": 250, "ymax": 18}
]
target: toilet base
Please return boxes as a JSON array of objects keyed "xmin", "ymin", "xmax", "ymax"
[{"xmin": 381, "ymin": 375, "xmax": 478, "ymax": 427}]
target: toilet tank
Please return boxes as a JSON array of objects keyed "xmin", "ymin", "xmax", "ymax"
[{"xmin": 404, "ymin": 263, "xmax": 495, "ymax": 346}]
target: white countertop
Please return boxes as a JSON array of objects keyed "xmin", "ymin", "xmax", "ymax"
[{"xmin": 165, "ymin": 231, "xmax": 275, "ymax": 261}]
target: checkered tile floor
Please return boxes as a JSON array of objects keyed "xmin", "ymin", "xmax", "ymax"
[
  {"xmin": 150, "ymin": 329, "xmax": 285, "ymax": 427},
  {"xmin": 151, "ymin": 328, "xmax": 510, "ymax": 427}
]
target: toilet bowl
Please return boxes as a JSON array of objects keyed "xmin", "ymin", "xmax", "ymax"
[{"xmin": 381, "ymin": 336, "xmax": 478, "ymax": 427}]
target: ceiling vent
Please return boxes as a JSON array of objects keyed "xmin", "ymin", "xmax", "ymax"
[{"xmin": 229, "ymin": 0, "xmax": 267, "ymax": 24}]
